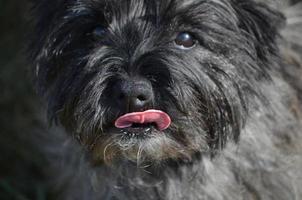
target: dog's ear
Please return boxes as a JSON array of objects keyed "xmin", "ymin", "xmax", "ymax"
[
  {"xmin": 31, "ymin": 0, "xmax": 63, "ymax": 28},
  {"xmin": 29, "ymin": 0, "xmax": 67, "ymax": 90},
  {"xmin": 30, "ymin": 0, "xmax": 63, "ymax": 45},
  {"xmin": 233, "ymin": 0, "xmax": 285, "ymax": 60}
]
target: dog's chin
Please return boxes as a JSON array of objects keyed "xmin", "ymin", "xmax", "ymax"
[{"xmin": 90, "ymin": 125, "xmax": 201, "ymax": 166}]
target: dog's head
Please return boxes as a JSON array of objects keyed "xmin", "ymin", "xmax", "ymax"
[{"xmin": 31, "ymin": 0, "xmax": 284, "ymax": 165}]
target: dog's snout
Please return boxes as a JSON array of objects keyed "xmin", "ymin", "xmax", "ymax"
[{"xmin": 114, "ymin": 79, "xmax": 154, "ymax": 112}]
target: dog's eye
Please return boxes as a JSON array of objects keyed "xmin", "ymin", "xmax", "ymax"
[
  {"xmin": 92, "ymin": 26, "xmax": 107, "ymax": 38},
  {"xmin": 175, "ymin": 32, "xmax": 196, "ymax": 49}
]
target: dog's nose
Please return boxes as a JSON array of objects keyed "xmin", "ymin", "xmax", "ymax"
[{"xmin": 114, "ymin": 79, "xmax": 154, "ymax": 112}]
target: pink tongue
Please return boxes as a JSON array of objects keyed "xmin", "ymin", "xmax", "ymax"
[{"xmin": 115, "ymin": 110, "xmax": 171, "ymax": 131}]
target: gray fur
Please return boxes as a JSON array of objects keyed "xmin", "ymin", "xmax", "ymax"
[{"xmin": 30, "ymin": 1, "xmax": 302, "ymax": 199}]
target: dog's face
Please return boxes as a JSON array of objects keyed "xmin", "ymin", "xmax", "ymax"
[{"xmin": 31, "ymin": 0, "xmax": 283, "ymax": 165}]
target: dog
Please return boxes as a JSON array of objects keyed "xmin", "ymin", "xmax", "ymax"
[{"xmin": 29, "ymin": 0, "xmax": 302, "ymax": 199}]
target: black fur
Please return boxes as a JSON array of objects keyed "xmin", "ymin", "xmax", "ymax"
[{"xmin": 30, "ymin": 0, "xmax": 302, "ymax": 199}]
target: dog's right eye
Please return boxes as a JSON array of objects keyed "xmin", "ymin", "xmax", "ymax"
[
  {"xmin": 174, "ymin": 32, "xmax": 196, "ymax": 49},
  {"xmin": 92, "ymin": 25, "xmax": 107, "ymax": 38}
]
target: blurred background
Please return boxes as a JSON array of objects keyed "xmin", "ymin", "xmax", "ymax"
[{"xmin": 0, "ymin": 1, "xmax": 50, "ymax": 199}]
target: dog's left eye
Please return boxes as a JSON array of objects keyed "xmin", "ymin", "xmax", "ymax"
[
  {"xmin": 174, "ymin": 32, "xmax": 196, "ymax": 49},
  {"xmin": 92, "ymin": 25, "xmax": 107, "ymax": 38}
]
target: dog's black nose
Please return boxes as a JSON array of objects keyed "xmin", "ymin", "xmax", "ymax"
[{"xmin": 114, "ymin": 78, "xmax": 154, "ymax": 112}]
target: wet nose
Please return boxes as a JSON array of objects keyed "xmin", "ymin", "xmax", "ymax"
[{"xmin": 114, "ymin": 79, "xmax": 154, "ymax": 112}]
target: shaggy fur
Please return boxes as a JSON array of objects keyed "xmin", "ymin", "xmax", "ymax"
[{"xmin": 30, "ymin": 0, "xmax": 302, "ymax": 199}]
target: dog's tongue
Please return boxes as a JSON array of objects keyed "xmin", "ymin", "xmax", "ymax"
[{"xmin": 115, "ymin": 110, "xmax": 171, "ymax": 131}]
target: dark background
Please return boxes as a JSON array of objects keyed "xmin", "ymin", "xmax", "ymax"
[{"xmin": 0, "ymin": 1, "xmax": 50, "ymax": 199}]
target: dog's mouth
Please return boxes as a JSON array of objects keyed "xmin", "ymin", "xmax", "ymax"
[{"xmin": 115, "ymin": 110, "xmax": 171, "ymax": 137}]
